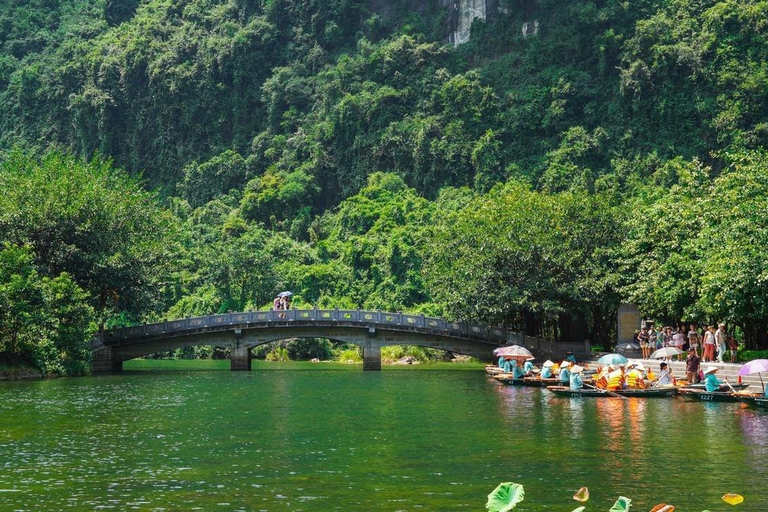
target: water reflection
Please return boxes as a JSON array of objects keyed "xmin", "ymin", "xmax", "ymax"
[{"xmin": 740, "ymin": 408, "xmax": 768, "ymax": 473}]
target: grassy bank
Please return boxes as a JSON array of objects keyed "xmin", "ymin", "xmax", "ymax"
[{"xmin": 124, "ymin": 359, "xmax": 485, "ymax": 371}]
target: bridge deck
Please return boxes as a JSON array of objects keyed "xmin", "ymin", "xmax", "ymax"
[{"xmin": 97, "ymin": 309, "xmax": 509, "ymax": 346}]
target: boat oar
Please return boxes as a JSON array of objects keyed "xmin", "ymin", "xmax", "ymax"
[{"xmin": 584, "ymin": 383, "xmax": 627, "ymax": 400}]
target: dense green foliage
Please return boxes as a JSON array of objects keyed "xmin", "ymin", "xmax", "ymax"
[
  {"xmin": 0, "ymin": 243, "xmax": 93, "ymax": 375},
  {"xmin": 3, "ymin": 0, "xmax": 768, "ymax": 367},
  {"xmin": 0, "ymin": 152, "xmax": 176, "ymax": 373}
]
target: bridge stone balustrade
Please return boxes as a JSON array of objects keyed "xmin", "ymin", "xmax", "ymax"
[{"xmin": 92, "ymin": 309, "xmax": 513, "ymax": 372}]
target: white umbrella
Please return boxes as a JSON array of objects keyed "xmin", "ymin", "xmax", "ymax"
[
  {"xmin": 493, "ymin": 345, "xmax": 534, "ymax": 359},
  {"xmin": 649, "ymin": 347, "xmax": 684, "ymax": 359}
]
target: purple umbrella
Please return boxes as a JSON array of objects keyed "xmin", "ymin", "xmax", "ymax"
[{"xmin": 739, "ymin": 359, "xmax": 768, "ymax": 392}]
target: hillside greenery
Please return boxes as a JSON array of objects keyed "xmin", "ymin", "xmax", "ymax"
[{"xmin": 2, "ymin": 0, "xmax": 768, "ymax": 372}]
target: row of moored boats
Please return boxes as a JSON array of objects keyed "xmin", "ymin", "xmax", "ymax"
[{"xmin": 485, "ymin": 363, "xmax": 768, "ymax": 407}]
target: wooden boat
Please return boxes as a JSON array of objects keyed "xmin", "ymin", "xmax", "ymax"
[
  {"xmin": 680, "ymin": 382, "xmax": 749, "ymax": 391},
  {"xmin": 678, "ymin": 388, "xmax": 741, "ymax": 403},
  {"xmin": 498, "ymin": 377, "xmax": 562, "ymax": 387},
  {"xmin": 734, "ymin": 394, "xmax": 768, "ymax": 408},
  {"xmin": 546, "ymin": 386, "xmax": 677, "ymax": 398}
]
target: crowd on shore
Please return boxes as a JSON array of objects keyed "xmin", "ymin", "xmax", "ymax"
[{"xmin": 635, "ymin": 323, "xmax": 738, "ymax": 363}]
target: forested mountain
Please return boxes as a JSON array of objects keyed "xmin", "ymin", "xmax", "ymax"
[{"xmin": 3, "ymin": 0, "xmax": 768, "ymax": 373}]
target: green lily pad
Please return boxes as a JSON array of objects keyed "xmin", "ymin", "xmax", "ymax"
[
  {"xmin": 609, "ymin": 496, "xmax": 632, "ymax": 511},
  {"xmin": 486, "ymin": 482, "xmax": 525, "ymax": 512}
]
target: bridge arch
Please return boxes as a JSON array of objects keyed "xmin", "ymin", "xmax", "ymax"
[{"xmin": 92, "ymin": 309, "xmax": 509, "ymax": 371}]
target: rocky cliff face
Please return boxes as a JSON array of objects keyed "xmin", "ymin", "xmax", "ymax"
[
  {"xmin": 370, "ymin": 0, "xmax": 501, "ymax": 46},
  {"xmin": 442, "ymin": 0, "xmax": 500, "ymax": 45}
]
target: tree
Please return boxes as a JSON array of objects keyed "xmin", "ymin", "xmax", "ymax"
[
  {"xmin": 0, "ymin": 243, "xmax": 94, "ymax": 375},
  {"xmin": 0, "ymin": 150, "xmax": 177, "ymax": 324}
]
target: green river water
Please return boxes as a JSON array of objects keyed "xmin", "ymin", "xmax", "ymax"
[{"xmin": 1, "ymin": 360, "xmax": 767, "ymax": 511}]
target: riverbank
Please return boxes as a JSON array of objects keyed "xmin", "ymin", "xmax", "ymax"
[
  {"xmin": 0, "ymin": 368, "xmax": 42, "ymax": 381},
  {"xmin": 124, "ymin": 359, "xmax": 486, "ymax": 371}
]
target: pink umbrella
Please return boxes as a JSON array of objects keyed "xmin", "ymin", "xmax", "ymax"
[
  {"xmin": 739, "ymin": 359, "xmax": 768, "ymax": 392},
  {"xmin": 493, "ymin": 345, "xmax": 534, "ymax": 359}
]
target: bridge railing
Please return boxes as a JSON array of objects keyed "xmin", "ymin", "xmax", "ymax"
[{"xmin": 100, "ymin": 309, "xmax": 509, "ymax": 344}]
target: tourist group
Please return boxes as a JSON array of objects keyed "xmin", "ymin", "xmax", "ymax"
[{"xmin": 636, "ymin": 323, "xmax": 737, "ymax": 363}]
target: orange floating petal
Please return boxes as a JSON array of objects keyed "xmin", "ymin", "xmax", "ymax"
[
  {"xmin": 573, "ymin": 487, "xmax": 589, "ymax": 502},
  {"xmin": 650, "ymin": 505, "xmax": 675, "ymax": 512},
  {"xmin": 722, "ymin": 493, "xmax": 744, "ymax": 505}
]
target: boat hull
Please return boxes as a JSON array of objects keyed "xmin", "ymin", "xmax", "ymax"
[
  {"xmin": 546, "ymin": 386, "xmax": 677, "ymax": 398},
  {"xmin": 735, "ymin": 395, "xmax": 768, "ymax": 408},
  {"xmin": 498, "ymin": 377, "xmax": 562, "ymax": 387},
  {"xmin": 678, "ymin": 389, "xmax": 741, "ymax": 402}
]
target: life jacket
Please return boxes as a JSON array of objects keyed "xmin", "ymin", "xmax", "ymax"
[
  {"xmin": 595, "ymin": 376, "xmax": 608, "ymax": 389},
  {"xmin": 626, "ymin": 370, "xmax": 645, "ymax": 389},
  {"xmin": 607, "ymin": 370, "xmax": 624, "ymax": 390}
]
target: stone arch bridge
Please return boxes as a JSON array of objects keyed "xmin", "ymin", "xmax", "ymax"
[{"xmin": 92, "ymin": 309, "xmax": 513, "ymax": 372}]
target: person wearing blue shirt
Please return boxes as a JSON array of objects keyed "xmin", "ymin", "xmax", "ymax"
[
  {"xmin": 703, "ymin": 366, "xmax": 724, "ymax": 392},
  {"xmin": 559, "ymin": 363, "xmax": 571, "ymax": 385},
  {"xmin": 523, "ymin": 358, "xmax": 535, "ymax": 376},
  {"xmin": 502, "ymin": 359, "xmax": 512, "ymax": 373},
  {"xmin": 569, "ymin": 365, "xmax": 584, "ymax": 389},
  {"xmin": 540, "ymin": 360, "xmax": 554, "ymax": 379},
  {"xmin": 566, "ymin": 352, "xmax": 577, "ymax": 364},
  {"xmin": 498, "ymin": 356, "xmax": 505, "ymax": 368},
  {"xmin": 511, "ymin": 360, "xmax": 525, "ymax": 379},
  {"xmin": 764, "ymin": 385, "xmax": 768, "ymax": 398}
]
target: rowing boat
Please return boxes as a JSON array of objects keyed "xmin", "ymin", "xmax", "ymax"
[
  {"xmin": 498, "ymin": 377, "xmax": 562, "ymax": 387},
  {"xmin": 546, "ymin": 386, "xmax": 677, "ymax": 398},
  {"xmin": 734, "ymin": 394, "xmax": 768, "ymax": 408},
  {"xmin": 678, "ymin": 388, "xmax": 741, "ymax": 403},
  {"xmin": 680, "ymin": 382, "xmax": 749, "ymax": 391}
]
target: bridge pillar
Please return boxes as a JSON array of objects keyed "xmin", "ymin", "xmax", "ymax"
[
  {"xmin": 363, "ymin": 345, "xmax": 381, "ymax": 371},
  {"xmin": 231, "ymin": 346, "xmax": 251, "ymax": 371},
  {"xmin": 92, "ymin": 346, "xmax": 122, "ymax": 372}
]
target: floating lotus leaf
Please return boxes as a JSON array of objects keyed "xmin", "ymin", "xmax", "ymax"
[
  {"xmin": 573, "ymin": 487, "xmax": 589, "ymax": 502},
  {"xmin": 486, "ymin": 482, "xmax": 525, "ymax": 512},
  {"xmin": 572, "ymin": 507, "xmax": 586, "ymax": 512},
  {"xmin": 722, "ymin": 493, "xmax": 744, "ymax": 505},
  {"xmin": 650, "ymin": 505, "xmax": 675, "ymax": 512},
  {"xmin": 609, "ymin": 496, "xmax": 632, "ymax": 512}
]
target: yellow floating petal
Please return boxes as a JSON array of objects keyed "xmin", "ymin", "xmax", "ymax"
[
  {"xmin": 572, "ymin": 487, "xmax": 589, "ymax": 502},
  {"xmin": 722, "ymin": 493, "xmax": 744, "ymax": 505}
]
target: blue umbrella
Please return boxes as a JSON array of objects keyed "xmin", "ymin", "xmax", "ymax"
[{"xmin": 598, "ymin": 353, "xmax": 629, "ymax": 365}]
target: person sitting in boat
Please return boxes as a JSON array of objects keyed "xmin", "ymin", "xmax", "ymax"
[
  {"xmin": 540, "ymin": 360, "xmax": 555, "ymax": 379},
  {"xmin": 625, "ymin": 363, "xmax": 646, "ymax": 389},
  {"xmin": 498, "ymin": 355, "xmax": 506, "ymax": 369},
  {"xmin": 565, "ymin": 352, "xmax": 577, "ymax": 364},
  {"xmin": 654, "ymin": 362, "xmax": 672, "ymax": 386},
  {"xmin": 703, "ymin": 366, "xmax": 728, "ymax": 392},
  {"xmin": 559, "ymin": 362, "xmax": 572, "ymax": 385},
  {"xmin": 569, "ymin": 365, "xmax": 585, "ymax": 390},
  {"xmin": 606, "ymin": 365, "xmax": 625, "ymax": 391},
  {"xmin": 593, "ymin": 365, "xmax": 609, "ymax": 389},
  {"xmin": 523, "ymin": 357, "xmax": 536, "ymax": 376},
  {"xmin": 511, "ymin": 359, "xmax": 525, "ymax": 379}
]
